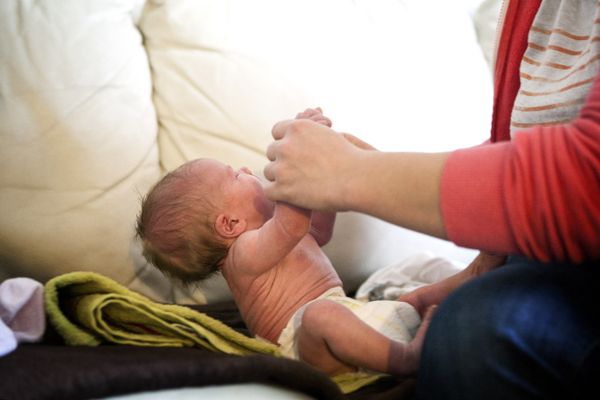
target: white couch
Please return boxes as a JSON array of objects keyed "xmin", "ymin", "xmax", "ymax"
[{"xmin": 1, "ymin": 0, "xmax": 498, "ymax": 310}]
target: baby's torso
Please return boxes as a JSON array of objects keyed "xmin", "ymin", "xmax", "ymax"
[{"xmin": 224, "ymin": 234, "xmax": 342, "ymax": 343}]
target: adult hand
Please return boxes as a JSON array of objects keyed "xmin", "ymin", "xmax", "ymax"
[
  {"xmin": 264, "ymin": 118, "xmax": 364, "ymax": 211},
  {"xmin": 398, "ymin": 251, "xmax": 507, "ymax": 316}
]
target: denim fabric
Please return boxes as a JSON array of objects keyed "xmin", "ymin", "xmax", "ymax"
[{"xmin": 415, "ymin": 257, "xmax": 600, "ymax": 400}]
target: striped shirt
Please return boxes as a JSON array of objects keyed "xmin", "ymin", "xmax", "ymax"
[{"xmin": 511, "ymin": 0, "xmax": 600, "ymax": 133}]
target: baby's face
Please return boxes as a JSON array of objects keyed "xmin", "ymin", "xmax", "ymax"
[{"xmin": 192, "ymin": 159, "xmax": 274, "ymax": 224}]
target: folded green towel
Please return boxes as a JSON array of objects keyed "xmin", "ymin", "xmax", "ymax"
[
  {"xmin": 44, "ymin": 271, "xmax": 384, "ymax": 393},
  {"xmin": 44, "ymin": 271, "xmax": 279, "ymax": 356}
]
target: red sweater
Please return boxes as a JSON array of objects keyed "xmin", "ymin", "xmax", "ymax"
[{"xmin": 441, "ymin": 0, "xmax": 600, "ymax": 263}]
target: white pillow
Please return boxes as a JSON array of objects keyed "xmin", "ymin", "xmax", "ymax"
[
  {"xmin": 140, "ymin": 0, "xmax": 490, "ymax": 298},
  {"xmin": 0, "ymin": 0, "xmax": 182, "ymax": 301}
]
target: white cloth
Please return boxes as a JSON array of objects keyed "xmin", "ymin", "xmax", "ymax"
[
  {"xmin": 0, "ymin": 278, "xmax": 45, "ymax": 356},
  {"xmin": 0, "ymin": 319, "xmax": 16, "ymax": 356},
  {"xmin": 277, "ymin": 287, "xmax": 420, "ymax": 361},
  {"xmin": 355, "ymin": 252, "xmax": 464, "ymax": 302}
]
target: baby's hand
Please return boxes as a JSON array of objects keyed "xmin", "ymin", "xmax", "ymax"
[{"xmin": 295, "ymin": 107, "xmax": 332, "ymax": 127}]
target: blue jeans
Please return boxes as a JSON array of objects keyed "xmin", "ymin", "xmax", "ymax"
[{"xmin": 415, "ymin": 257, "xmax": 600, "ymax": 400}]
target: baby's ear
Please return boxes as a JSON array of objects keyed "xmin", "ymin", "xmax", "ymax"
[{"xmin": 214, "ymin": 214, "xmax": 247, "ymax": 238}]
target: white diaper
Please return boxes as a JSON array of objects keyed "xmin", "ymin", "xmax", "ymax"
[{"xmin": 276, "ymin": 286, "xmax": 421, "ymax": 360}]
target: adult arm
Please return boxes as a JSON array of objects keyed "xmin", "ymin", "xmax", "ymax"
[
  {"xmin": 264, "ymin": 119, "xmax": 450, "ymax": 238},
  {"xmin": 443, "ymin": 72, "xmax": 600, "ymax": 263},
  {"xmin": 264, "ymin": 73, "xmax": 600, "ymax": 263},
  {"xmin": 399, "ymin": 73, "xmax": 600, "ymax": 312}
]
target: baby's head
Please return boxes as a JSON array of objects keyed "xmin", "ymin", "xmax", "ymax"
[
  {"xmin": 136, "ymin": 159, "xmax": 229, "ymax": 284},
  {"xmin": 136, "ymin": 158, "xmax": 272, "ymax": 284}
]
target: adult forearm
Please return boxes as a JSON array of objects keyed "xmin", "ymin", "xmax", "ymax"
[{"xmin": 340, "ymin": 150, "xmax": 450, "ymax": 239}]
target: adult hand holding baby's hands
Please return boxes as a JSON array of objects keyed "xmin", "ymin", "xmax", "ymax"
[{"xmin": 264, "ymin": 109, "xmax": 371, "ymax": 211}]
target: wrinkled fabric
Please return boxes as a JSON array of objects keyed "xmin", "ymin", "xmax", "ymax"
[
  {"xmin": 355, "ymin": 252, "xmax": 464, "ymax": 302},
  {"xmin": 0, "ymin": 278, "xmax": 45, "ymax": 356}
]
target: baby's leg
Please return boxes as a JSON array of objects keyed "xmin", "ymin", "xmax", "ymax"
[{"xmin": 297, "ymin": 299, "xmax": 429, "ymax": 376}]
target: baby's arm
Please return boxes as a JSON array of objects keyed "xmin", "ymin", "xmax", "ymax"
[
  {"xmin": 233, "ymin": 201, "xmax": 312, "ymax": 276},
  {"xmin": 309, "ymin": 212, "xmax": 335, "ymax": 247},
  {"xmin": 295, "ymin": 108, "xmax": 337, "ymax": 246},
  {"xmin": 233, "ymin": 108, "xmax": 333, "ymax": 273}
]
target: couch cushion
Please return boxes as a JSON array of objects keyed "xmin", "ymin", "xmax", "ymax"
[{"xmin": 0, "ymin": 0, "xmax": 195, "ymax": 302}]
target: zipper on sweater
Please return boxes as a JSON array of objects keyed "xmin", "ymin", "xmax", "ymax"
[{"xmin": 491, "ymin": 0, "xmax": 510, "ymax": 71}]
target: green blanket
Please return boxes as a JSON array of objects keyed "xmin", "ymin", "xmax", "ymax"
[
  {"xmin": 44, "ymin": 271, "xmax": 382, "ymax": 393},
  {"xmin": 44, "ymin": 271, "xmax": 278, "ymax": 355}
]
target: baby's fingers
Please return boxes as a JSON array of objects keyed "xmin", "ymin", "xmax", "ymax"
[
  {"xmin": 296, "ymin": 108, "xmax": 331, "ymax": 127},
  {"xmin": 296, "ymin": 107, "xmax": 322, "ymax": 118},
  {"xmin": 314, "ymin": 116, "xmax": 332, "ymax": 127}
]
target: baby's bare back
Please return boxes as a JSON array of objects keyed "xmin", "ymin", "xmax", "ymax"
[{"xmin": 224, "ymin": 235, "xmax": 342, "ymax": 343}]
